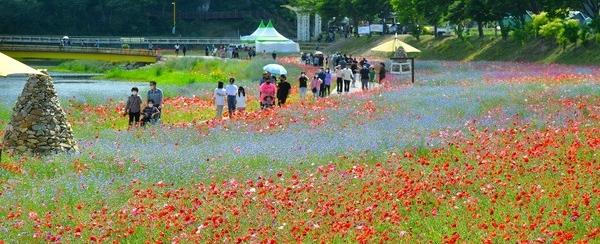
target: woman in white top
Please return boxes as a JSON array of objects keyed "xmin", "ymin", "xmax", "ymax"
[
  {"xmin": 213, "ymin": 81, "xmax": 226, "ymax": 119},
  {"xmin": 236, "ymin": 86, "xmax": 247, "ymax": 112}
]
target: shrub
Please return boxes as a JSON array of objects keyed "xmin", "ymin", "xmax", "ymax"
[
  {"xmin": 557, "ymin": 19, "xmax": 580, "ymax": 47},
  {"xmin": 512, "ymin": 28, "xmax": 530, "ymax": 43},
  {"xmin": 591, "ymin": 17, "xmax": 600, "ymax": 33},
  {"xmin": 531, "ymin": 12, "xmax": 550, "ymax": 36},
  {"xmin": 423, "ymin": 26, "xmax": 434, "ymax": 35},
  {"xmin": 579, "ymin": 25, "xmax": 591, "ymax": 43},
  {"xmin": 539, "ymin": 19, "xmax": 563, "ymax": 39}
]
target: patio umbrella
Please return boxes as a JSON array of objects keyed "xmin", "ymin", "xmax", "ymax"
[
  {"xmin": 0, "ymin": 51, "xmax": 44, "ymax": 77},
  {"xmin": 314, "ymin": 51, "xmax": 324, "ymax": 55},
  {"xmin": 371, "ymin": 38, "xmax": 421, "ymax": 53},
  {"xmin": 263, "ymin": 64, "xmax": 287, "ymax": 75}
]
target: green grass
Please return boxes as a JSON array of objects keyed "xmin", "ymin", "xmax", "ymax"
[
  {"xmin": 324, "ymin": 35, "xmax": 388, "ymax": 55},
  {"xmin": 5, "ymin": 51, "xmax": 157, "ymax": 63},
  {"xmin": 52, "ymin": 60, "xmax": 120, "ymax": 73},
  {"xmin": 325, "ymin": 34, "xmax": 600, "ymax": 65},
  {"xmin": 402, "ymin": 35, "xmax": 600, "ymax": 65},
  {"xmin": 102, "ymin": 57, "xmax": 296, "ymax": 86}
]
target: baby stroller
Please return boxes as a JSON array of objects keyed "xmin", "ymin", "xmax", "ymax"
[
  {"xmin": 261, "ymin": 96, "xmax": 275, "ymax": 109},
  {"xmin": 141, "ymin": 109, "xmax": 161, "ymax": 126}
]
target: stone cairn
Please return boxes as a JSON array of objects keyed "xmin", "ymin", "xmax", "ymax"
[{"xmin": 2, "ymin": 74, "xmax": 78, "ymax": 155}]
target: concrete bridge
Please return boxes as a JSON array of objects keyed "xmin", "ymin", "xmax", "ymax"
[
  {"xmin": 0, "ymin": 35, "xmax": 241, "ymax": 47},
  {"xmin": 0, "ymin": 44, "xmax": 160, "ymax": 63}
]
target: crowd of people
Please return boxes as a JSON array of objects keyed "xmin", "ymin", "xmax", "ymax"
[
  {"xmin": 204, "ymin": 45, "xmax": 258, "ymax": 59},
  {"xmin": 211, "ymin": 53, "xmax": 386, "ymax": 119},
  {"xmin": 124, "ymin": 52, "xmax": 387, "ymax": 125}
]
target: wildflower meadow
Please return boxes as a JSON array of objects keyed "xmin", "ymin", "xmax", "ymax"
[{"xmin": 0, "ymin": 59, "xmax": 598, "ymax": 243}]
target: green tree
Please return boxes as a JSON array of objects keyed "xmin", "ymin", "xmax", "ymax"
[
  {"xmin": 415, "ymin": 0, "xmax": 451, "ymax": 37},
  {"xmin": 391, "ymin": 0, "xmax": 424, "ymax": 39},
  {"xmin": 446, "ymin": 0, "xmax": 469, "ymax": 39}
]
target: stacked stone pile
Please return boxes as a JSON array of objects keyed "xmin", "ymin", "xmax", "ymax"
[{"xmin": 2, "ymin": 74, "xmax": 78, "ymax": 155}]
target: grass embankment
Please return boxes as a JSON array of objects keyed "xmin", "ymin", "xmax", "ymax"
[
  {"xmin": 53, "ymin": 57, "xmax": 301, "ymax": 86},
  {"xmin": 402, "ymin": 35, "xmax": 600, "ymax": 65},
  {"xmin": 325, "ymin": 35, "xmax": 600, "ymax": 65},
  {"xmin": 5, "ymin": 51, "xmax": 156, "ymax": 63}
]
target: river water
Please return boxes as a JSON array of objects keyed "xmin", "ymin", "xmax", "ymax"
[{"xmin": 0, "ymin": 73, "xmax": 148, "ymax": 106}]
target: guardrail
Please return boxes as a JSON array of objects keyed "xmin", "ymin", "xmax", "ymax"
[
  {"xmin": 0, "ymin": 35, "xmax": 241, "ymax": 46},
  {"xmin": 0, "ymin": 44, "xmax": 158, "ymax": 57}
]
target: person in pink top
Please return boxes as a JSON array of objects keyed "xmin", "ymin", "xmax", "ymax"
[
  {"xmin": 259, "ymin": 79, "xmax": 277, "ymax": 109},
  {"xmin": 310, "ymin": 74, "xmax": 322, "ymax": 102}
]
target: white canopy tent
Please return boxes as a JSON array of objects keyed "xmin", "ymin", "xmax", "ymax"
[{"xmin": 242, "ymin": 20, "xmax": 300, "ymax": 53}]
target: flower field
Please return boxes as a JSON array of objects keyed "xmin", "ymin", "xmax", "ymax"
[{"xmin": 0, "ymin": 60, "xmax": 598, "ymax": 243}]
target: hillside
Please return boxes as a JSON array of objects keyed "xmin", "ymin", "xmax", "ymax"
[
  {"xmin": 0, "ymin": 0, "xmax": 295, "ymax": 37},
  {"xmin": 325, "ymin": 35, "xmax": 600, "ymax": 66}
]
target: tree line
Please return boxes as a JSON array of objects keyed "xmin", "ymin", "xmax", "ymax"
[
  {"xmin": 294, "ymin": 0, "xmax": 600, "ymax": 45},
  {"xmin": 0, "ymin": 0, "xmax": 291, "ymax": 36}
]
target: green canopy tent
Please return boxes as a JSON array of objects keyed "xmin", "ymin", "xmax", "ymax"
[
  {"xmin": 241, "ymin": 20, "xmax": 266, "ymax": 44},
  {"xmin": 251, "ymin": 20, "xmax": 300, "ymax": 53}
]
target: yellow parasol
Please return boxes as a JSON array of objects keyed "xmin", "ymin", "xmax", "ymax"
[
  {"xmin": 371, "ymin": 37, "xmax": 421, "ymax": 53},
  {"xmin": 0, "ymin": 51, "xmax": 44, "ymax": 77}
]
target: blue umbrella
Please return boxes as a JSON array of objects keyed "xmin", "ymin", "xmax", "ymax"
[{"xmin": 263, "ymin": 64, "xmax": 288, "ymax": 75}]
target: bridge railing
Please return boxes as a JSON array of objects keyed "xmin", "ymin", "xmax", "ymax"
[
  {"xmin": 0, "ymin": 35, "xmax": 241, "ymax": 46},
  {"xmin": 0, "ymin": 44, "xmax": 158, "ymax": 57}
]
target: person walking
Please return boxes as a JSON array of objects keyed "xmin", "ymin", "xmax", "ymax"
[
  {"xmin": 369, "ymin": 67, "xmax": 376, "ymax": 89},
  {"xmin": 205, "ymin": 46, "xmax": 210, "ymax": 56},
  {"xmin": 175, "ymin": 43, "xmax": 180, "ymax": 56},
  {"xmin": 125, "ymin": 87, "xmax": 143, "ymax": 126},
  {"xmin": 272, "ymin": 51, "xmax": 277, "ymax": 60},
  {"xmin": 298, "ymin": 72, "xmax": 308, "ymax": 100},
  {"xmin": 335, "ymin": 66, "xmax": 343, "ymax": 94},
  {"xmin": 351, "ymin": 60, "xmax": 358, "ymax": 88},
  {"xmin": 259, "ymin": 79, "xmax": 277, "ymax": 109},
  {"xmin": 341, "ymin": 66, "xmax": 353, "ymax": 93},
  {"xmin": 277, "ymin": 75, "xmax": 292, "ymax": 106},
  {"xmin": 310, "ymin": 74, "xmax": 322, "ymax": 102},
  {"xmin": 317, "ymin": 68, "xmax": 327, "ymax": 97},
  {"xmin": 225, "ymin": 78, "xmax": 238, "ymax": 117},
  {"xmin": 214, "ymin": 82, "xmax": 226, "ymax": 119},
  {"xmin": 182, "ymin": 45, "xmax": 187, "ymax": 56},
  {"xmin": 323, "ymin": 68, "xmax": 332, "ymax": 96},
  {"xmin": 236, "ymin": 87, "xmax": 247, "ymax": 113},
  {"xmin": 379, "ymin": 63, "xmax": 386, "ymax": 83},
  {"xmin": 360, "ymin": 65, "xmax": 370, "ymax": 91}
]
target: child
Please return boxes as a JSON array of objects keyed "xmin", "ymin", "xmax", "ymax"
[
  {"xmin": 125, "ymin": 87, "xmax": 142, "ymax": 126},
  {"xmin": 214, "ymin": 81, "xmax": 226, "ymax": 119},
  {"xmin": 236, "ymin": 86, "xmax": 247, "ymax": 112},
  {"xmin": 310, "ymin": 75, "xmax": 322, "ymax": 101},
  {"xmin": 140, "ymin": 100, "xmax": 160, "ymax": 126}
]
